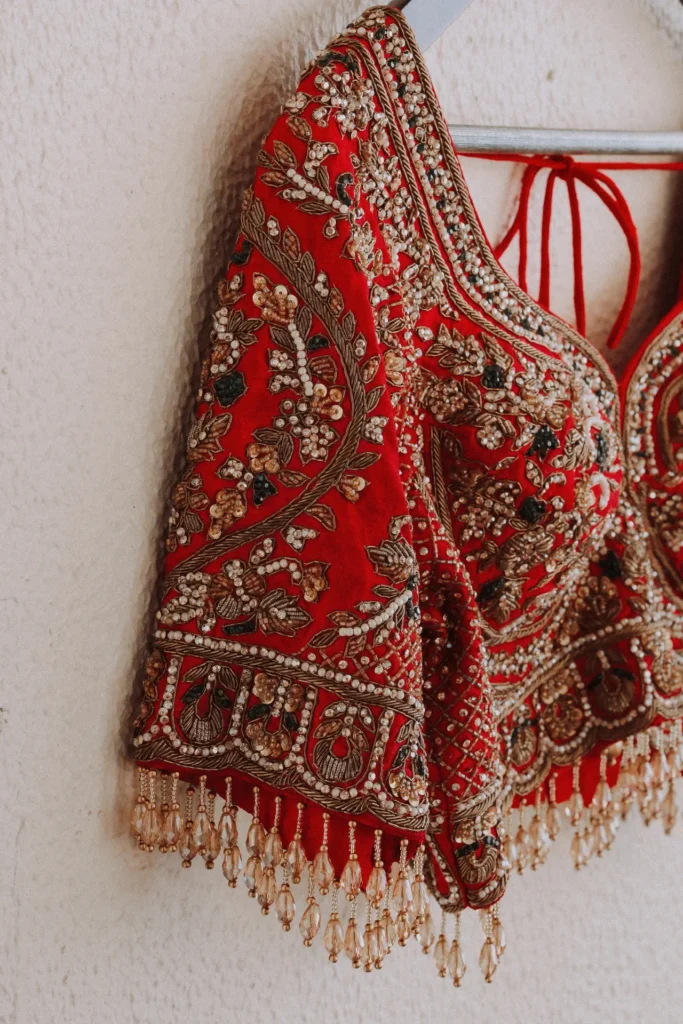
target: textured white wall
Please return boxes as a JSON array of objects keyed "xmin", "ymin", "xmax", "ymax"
[{"xmin": 3, "ymin": 2, "xmax": 683, "ymax": 1022}]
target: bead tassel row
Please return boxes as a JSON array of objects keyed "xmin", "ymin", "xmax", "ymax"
[
  {"xmin": 501, "ymin": 724, "xmax": 682, "ymax": 877},
  {"xmin": 130, "ymin": 774, "xmax": 504, "ymax": 983}
]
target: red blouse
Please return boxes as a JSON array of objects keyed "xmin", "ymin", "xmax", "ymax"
[{"xmin": 130, "ymin": 5, "xmax": 683, "ymax": 979}]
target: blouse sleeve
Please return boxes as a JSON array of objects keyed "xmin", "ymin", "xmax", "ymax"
[{"xmin": 131, "ymin": 26, "xmax": 506, "ymax": 947}]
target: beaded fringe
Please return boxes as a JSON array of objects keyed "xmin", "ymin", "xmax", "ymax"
[
  {"xmin": 132, "ymin": 723, "xmax": 681, "ymax": 986},
  {"xmin": 501, "ymin": 724, "xmax": 682, "ymax": 875}
]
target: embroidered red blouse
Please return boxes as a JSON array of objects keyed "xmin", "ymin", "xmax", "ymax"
[{"xmin": 131, "ymin": 5, "xmax": 683, "ymax": 976}]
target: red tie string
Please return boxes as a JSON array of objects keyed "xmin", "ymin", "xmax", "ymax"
[{"xmin": 465, "ymin": 152, "xmax": 683, "ymax": 350}]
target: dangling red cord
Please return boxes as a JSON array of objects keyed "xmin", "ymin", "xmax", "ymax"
[{"xmin": 468, "ymin": 153, "xmax": 683, "ymax": 350}]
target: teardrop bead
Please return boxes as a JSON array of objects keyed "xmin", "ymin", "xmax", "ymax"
[
  {"xmin": 593, "ymin": 779, "xmax": 612, "ymax": 813},
  {"xmin": 502, "ymin": 833, "xmax": 517, "ymax": 872},
  {"xmin": 178, "ymin": 826, "xmax": 197, "ymax": 866},
  {"xmin": 479, "ymin": 937, "xmax": 499, "ymax": 983},
  {"xmin": 492, "ymin": 917, "xmax": 506, "ymax": 957},
  {"xmin": 567, "ymin": 790, "xmax": 584, "ymax": 826},
  {"xmin": 528, "ymin": 816, "xmax": 550, "ymax": 868},
  {"xmin": 546, "ymin": 803, "xmax": 561, "ymax": 841},
  {"xmin": 514, "ymin": 825, "xmax": 529, "ymax": 873},
  {"xmin": 339, "ymin": 855, "xmax": 362, "ymax": 898},
  {"xmin": 662, "ymin": 784, "xmax": 678, "ymax": 834},
  {"xmin": 161, "ymin": 806, "xmax": 183, "ymax": 849},
  {"xmin": 412, "ymin": 878, "xmax": 429, "ymax": 920},
  {"xmin": 418, "ymin": 910, "xmax": 435, "ymax": 953},
  {"xmin": 191, "ymin": 807, "xmax": 211, "ymax": 851},
  {"xmin": 286, "ymin": 837, "xmax": 308, "ymax": 883},
  {"xmin": 244, "ymin": 854, "xmax": 263, "ymax": 895},
  {"xmin": 366, "ymin": 864, "xmax": 387, "ymax": 906},
  {"xmin": 131, "ymin": 798, "xmax": 146, "ymax": 838},
  {"xmin": 263, "ymin": 830, "xmax": 284, "ymax": 869},
  {"xmin": 222, "ymin": 844, "xmax": 242, "ymax": 886},
  {"xmin": 651, "ymin": 749, "xmax": 666, "ymax": 786},
  {"xmin": 275, "ymin": 885, "xmax": 296, "ymax": 930},
  {"xmin": 343, "ymin": 917, "xmax": 364, "ymax": 965},
  {"xmin": 395, "ymin": 909, "xmax": 411, "ymax": 946},
  {"xmin": 218, "ymin": 808, "xmax": 237, "ymax": 848},
  {"xmin": 323, "ymin": 912, "xmax": 344, "ymax": 962},
  {"xmin": 246, "ymin": 819, "xmax": 266, "ymax": 857},
  {"xmin": 381, "ymin": 907, "xmax": 396, "ymax": 951},
  {"xmin": 375, "ymin": 920, "xmax": 389, "ymax": 961},
  {"xmin": 299, "ymin": 900, "xmax": 321, "ymax": 946},
  {"xmin": 365, "ymin": 922, "xmax": 379, "ymax": 970},
  {"xmin": 434, "ymin": 933, "xmax": 448, "ymax": 977},
  {"xmin": 667, "ymin": 746, "xmax": 681, "ymax": 776},
  {"xmin": 140, "ymin": 805, "xmax": 160, "ymax": 849},
  {"xmin": 640, "ymin": 758, "xmax": 654, "ymax": 791},
  {"xmin": 448, "ymin": 940, "xmax": 466, "ymax": 986},
  {"xmin": 203, "ymin": 825, "xmax": 221, "ymax": 866},
  {"xmin": 257, "ymin": 868, "xmax": 277, "ymax": 913},
  {"xmin": 392, "ymin": 872, "xmax": 412, "ymax": 913},
  {"xmin": 312, "ymin": 848, "xmax": 335, "ymax": 893}
]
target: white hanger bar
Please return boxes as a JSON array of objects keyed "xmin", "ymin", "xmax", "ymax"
[
  {"xmin": 388, "ymin": 0, "xmax": 683, "ymax": 156},
  {"xmin": 450, "ymin": 126, "xmax": 683, "ymax": 156}
]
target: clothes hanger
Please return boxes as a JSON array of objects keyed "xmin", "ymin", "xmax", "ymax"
[{"xmin": 388, "ymin": 0, "xmax": 683, "ymax": 154}]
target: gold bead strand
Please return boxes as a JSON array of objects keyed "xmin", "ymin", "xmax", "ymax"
[
  {"xmin": 478, "ymin": 908, "xmax": 499, "ymax": 983},
  {"xmin": 392, "ymin": 839, "xmax": 413, "ymax": 944},
  {"xmin": 514, "ymin": 804, "xmax": 529, "ymax": 874},
  {"xmin": 312, "ymin": 812, "xmax": 335, "ymax": 895},
  {"xmin": 285, "ymin": 802, "xmax": 307, "ymax": 884},
  {"xmin": 344, "ymin": 895, "xmax": 364, "ymax": 968},
  {"xmin": 130, "ymin": 766, "xmax": 147, "ymax": 841},
  {"xmin": 546, "ymin": 774, "xmax": 561, "ymax": 842},
  {"xmin": 275, "ymin": 859, "xmax": 296, "ymax": 931},
  {"xmin": 568, "ymin": 764, "xmax": 586, "ymax": 870},
  {"xmin": 363, "ymin": 899, "xmax": 375, "ymax": 972},
  {"xmin": 366, "ymin": 830, "xmax": 387, "ymax": 907},
  {"xmin": 204, "ymin": 790, "xmax": 221, "ymax": 868},
  {"xmin": 323, "ymin": 882, "xmax": 344, "ymax": 962},
  {"xmin": 299, "ymin": 864, "xmax": 322, "ymax": 947},
  {"xmin": 140, "ymin": 770, "xmax": 160, "ymax": 852},
  {"xmin": 258, "ymin": 795, "xmax": 282, "ymax": 914},
  {"xmin": 380, "ymin": 886, "xmax": 396, "ymax": 956},
  {"xmin": 162, "ymin": 772, "xmax": 183, "ymax": 853},
  {"xmin": 340, "ymin": 820, "xmax": 362, "ymax": 900},
  {"xmin": 191, "ymin": 775, "xmax": 211, "ymax": 855},
  {"xmin": 178, "ymin": 785, "xmax": 196, "ymax": 867},
  {"xmin": 157, "ymin": 774, "xmax": 169, "ymax": 853},
  {"xmin": 448, "ymin": 910, "xmax": 466, "ymax": 987},
  {"xmin": 221, "ymin": 778, "xmax": 242, "ymax": 887},
  {"xmin": 244, "ymin": 787, "xmax": 265, "ymax": 898},
  {"xmin": 434, "ymin": 909, "xmax": 448, "ymax": 978}
]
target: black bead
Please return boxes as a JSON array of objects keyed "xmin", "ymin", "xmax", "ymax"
[
  {"xmin": 528, "ymin": 424, "xmax": 560, "ymax": 460},
  {"xmin": 482, "ymin": 363, "xmax": 506, "ymax": 389},
  {"xmin": 223, "ymin": 619, "xmax": 256, "ymax": 636},
  {"xmin": 478, "ymin": 577, "xmax": 504, "ymax": 605},
  {"xmin": 599, "ymin": 550, "xmax": 622, "ymax": 579},
  {"xmin": 307, "ymin": 334, "xmax": 329, "ymax": 351},
  {"xmin": 518, "ymin": 497, "xmax": 547, "ymax": 525},
  {"xmin": 230, "ymin": 239, "xmax": 252, "ymax": 267},
  {"xmin": 595, "ymin": 430, "xmax": 609, "ymax": 470},
  {"xmin": 253, "ymin": 473, "xmax": 277, "ymax": 506},
  {"xmin": 214, "ymin": 371, "xmax": 247, "ymax": 407},
  {"xmin": 335, "ymin": 172, "xmax": 353, "ymax": 207}
]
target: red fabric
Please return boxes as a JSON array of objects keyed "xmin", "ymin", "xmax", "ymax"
[{"xmin": 132, "ymin": 5, "xmax": 683, "ymax": 909}]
